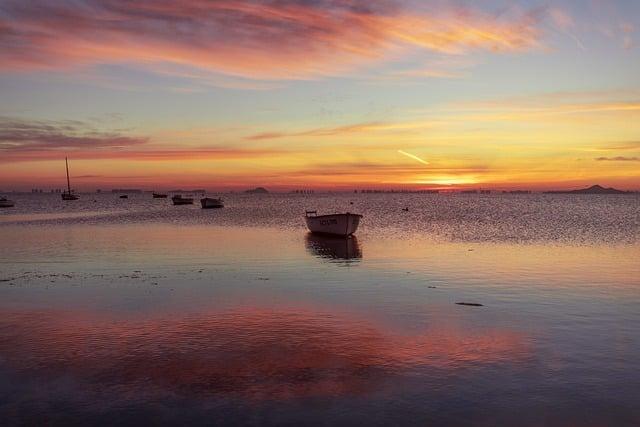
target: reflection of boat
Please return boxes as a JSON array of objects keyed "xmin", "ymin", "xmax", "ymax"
[
  {"xmin": 61, "ymin": 157, "xmax": 79, "ymax": 200},
  {"xmin": 172, "ymin": 195, "xmax": 194, "ymax": 205},
  {"xmin": 0, "ymin": 197, "xmax": 15, "ymax": 208},
  {"xmin": 200, "ymin": 197, "xmax": 224, "ymax": 209},
  {"xmin": 306, "ymin": 233, "xmax": 362, "ymax": 260},
  {"xmin": 305, "ymin": 211, "xmax": 362, "ymax": 236},
  {"xmin": 152, "ymin": 192, "xmax": 168, "ymax": 198}
]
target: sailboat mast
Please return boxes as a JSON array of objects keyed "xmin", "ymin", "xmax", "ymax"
[{"xmin": 65, "ymin": 157, "xmax": 71, "ymax": 194}]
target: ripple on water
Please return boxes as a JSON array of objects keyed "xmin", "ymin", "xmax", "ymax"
[{"xmin": 1, "ymin": 193, "xmax": 638, "ymax": 244}]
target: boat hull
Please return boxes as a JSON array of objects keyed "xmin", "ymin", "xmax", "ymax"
[
  {"xmin": 172, "ymin": 196, "xmax": 194, "ymax": 205},
  {"xmin": 152, "ymin": 193, "xmax": 168, "ymax": 198},
  {"xmin": 61, "ymin": 193, "xmax": 78, "ymax": 200},
  {"xmin": 200, "ymin": 198, "xmax": 224, "ymax": 209},
  {"xmin": 305, "ymin": 213, "xmax": 362, "ymax": 236},
  {"xmin": 0, "ymin": 200, "xmax": 14, "ymax": 208}
]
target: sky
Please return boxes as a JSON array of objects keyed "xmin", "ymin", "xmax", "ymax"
[{"xmin": 0, "ymin": 0, "xmax": 639, "ymax": 191}]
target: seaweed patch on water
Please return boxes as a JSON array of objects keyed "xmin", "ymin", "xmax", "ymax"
[{"xmin": 456, "ymin": 302, "xmax": 484, "ymax": 307}]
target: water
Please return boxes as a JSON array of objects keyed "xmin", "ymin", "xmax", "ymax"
[{"xmin": 1, "ymin": 193, "xmax": 639, "ymax": 426}]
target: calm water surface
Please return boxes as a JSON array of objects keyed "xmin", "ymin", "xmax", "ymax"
[{"xmin": 1, "ymin": 193, "xmax": 639, "ymax": 426}]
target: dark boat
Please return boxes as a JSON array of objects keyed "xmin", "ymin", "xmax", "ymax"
[
  {"xmin": 0, "ymin": 197, "xmax": 15, "ymax": 208},
  {"xmin": 152, "ymin": 192, "xmax": 168, "ymax": 198},
  {"xmin": 61, "ymin": 157, "xmax": 79, "ymax": 200},
  {"xmin": 119, "ymin": 195, "xmax": 128, "ymax": 199},
  {"xmin": 200, "ymin": 197, "xmax": 224, "ymax": 209},
  {"xmin": 172, "ymin": 195, "xmax": 194, "ymax": 205}
]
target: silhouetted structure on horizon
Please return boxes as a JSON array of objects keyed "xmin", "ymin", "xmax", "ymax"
[
  {"xmin": 544, "ymin": 185, "xmax": 632, "ymax": 194},
  {"xmin": 245, "ymin": 187, "xmax": 269, "ymax": 194}
]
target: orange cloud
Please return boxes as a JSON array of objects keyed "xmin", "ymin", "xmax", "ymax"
[
  {"xmin": 245, "ymin": 121, "xmax": 435, "ymax": 140},
  {"xmin": 0, "ymin": 0, "xmax": 544, "ymax": 80}
]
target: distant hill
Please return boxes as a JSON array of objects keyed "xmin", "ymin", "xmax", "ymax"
[
  {"xmin": 245, "ymin": 187, "xmax": 269, "ymax": 194},
  {"xmin": 545, "ymin": 185, "xmax": 632, "ymax": 194}
]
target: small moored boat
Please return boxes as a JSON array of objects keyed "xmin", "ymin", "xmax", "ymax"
[
  {"xmin": 172, "ymin": 195, "xmax": 194, "ymax": 205},
  {"xmin": 305, "ymin": 211, "xmax": 362, "ymax": 236},
  {"xmin": 0, "ymin": 197, "xmax": 15, "ymax": 208},
  {"xmin": 152, "ymin": 192, "xmax": 168, "ymax": 198},
  {"xmin": 119, "ymin": 194, "xmax": 128, "ymax": 199},
  {"xmin": 61, "ymin": 157, "xmax": 79, "ymax": 200},
  {"xmin": 200, "ymin": 197, "xmax": 224, "ymax": 209}
]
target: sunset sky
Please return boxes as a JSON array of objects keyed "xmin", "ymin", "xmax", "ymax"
[{"xmin": 1, "ymin": 0, "xmax": 639, "ymax": 191}]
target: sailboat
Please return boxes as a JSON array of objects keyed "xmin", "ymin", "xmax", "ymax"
[{"xmin": 61, "ymin": 157, "xmax": 79, "ymax": 200}]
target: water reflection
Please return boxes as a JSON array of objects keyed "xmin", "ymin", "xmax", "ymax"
[
  {"xmin": 305, "ymin": 233, "xmax": 362, "ymax": 262},
  {"xmin": 0, "ymin": 306, "xmax": 528, "ymax": 406}
]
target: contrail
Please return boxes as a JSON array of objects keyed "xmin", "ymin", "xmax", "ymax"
[{"xmin": 398, "ymin": 150, "xmax": 429, "ymax": 165}]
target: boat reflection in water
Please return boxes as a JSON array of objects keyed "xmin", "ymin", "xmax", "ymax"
[{"xmin": 305, "ymin": 233, "xmax": 362, "ymax": 262}]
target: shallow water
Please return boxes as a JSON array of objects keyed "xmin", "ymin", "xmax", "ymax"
[{"xmin": 1, "ymin": 193, "xmax": 639, "ymax": 426}]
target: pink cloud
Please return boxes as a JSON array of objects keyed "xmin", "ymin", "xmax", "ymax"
[{"xmin": 0, "ymin": 0, "xmax": 544, "ymax": 80}]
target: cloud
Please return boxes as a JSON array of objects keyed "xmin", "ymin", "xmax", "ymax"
[
  {"xmin": 245, "ymin": 121, "xmax": 433, "ymax": 140},
  {"xmin": 0, "ymin": 0, "xmax": 545, "ymax": 81},
  {"xmin": 0, "ymin": 147, "xmax": 286, "ymax": 163},
  {"xmin": 245, "ymin": 122, "xmax": 383, "ymax": 140},
  {"xmin": 0, "ymin": 117, "xmax": 147, "ymax": 152},
  {"xmin": 283, "ymin": 162, "xmax": 488, "ymax": 181},
  {"xmin": 443, "ymin": 90, "xmax": 640, "ymax": 122},
  {"xmin": 595, "ymin": 156, "xmax": 640, "ymax": 162},
  {"xmin": 605, "ymin": 141, "xmax": 640, "ymax": 151},
  {"xmin": 620, "ymin": 22, "xmax": 636, "ymax": 50},
  {"xmin": 548, "ymin": 7, "xmax": 585, "ymax": 51},
  {"xmin": 0, "ymin": 117, "xmax": 284, "ymax": 162}
]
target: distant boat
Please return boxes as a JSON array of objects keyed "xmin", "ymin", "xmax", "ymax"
[
  {"xmin": 0, "ymin": 197, "xmax": 15, "ymax": 208},
  {"xmin": 119, "ymin": 194, "xmax": 128, "ymax": 199},
  {"xmin": 200, "ymin": 197, "xmax": 224, "ymax": 209},
  {"xmin": 305, "ymin": 211, "xmax": 362, "ymax": 236},
  {"xmin": 61, "ymin": 157, "xmax": 79, "ymax": 200},
  {"xmin": 152, "ymin": 192, "xmax": 168, "ymax": 198},
  {"xmin": 172, "ymin": 195, "xmax": 194, "ymax": 205}
]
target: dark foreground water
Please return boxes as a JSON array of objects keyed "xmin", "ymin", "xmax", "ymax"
[{"xmin": 1, "ymin": 193, "xmax": 639, "ymax": 426}]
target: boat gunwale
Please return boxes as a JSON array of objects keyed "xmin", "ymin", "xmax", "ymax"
[{"xmin": 305, "ymin": 212, "xmax": 363, "ymax": 219}]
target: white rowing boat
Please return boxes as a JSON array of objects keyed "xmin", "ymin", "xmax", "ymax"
[{"xmin": 305, "ymin": 211, "xmax": 362, "ymax": 236}]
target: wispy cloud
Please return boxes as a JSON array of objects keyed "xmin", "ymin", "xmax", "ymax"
[
  {"xmin": 0, "ymin": 0, "xmax": 545, "ymax": 82},
  {"xmin": 245, "ymin": 121, "xmax": 433, "ymax": 140},
  {"xmin": 548, "ymin": 7, "xmax": 586, "ymax": 51},
  {"xmin": 441, "ymin": 90, "xmax": 640, "ymax": 122},
  {"xmin": 592, "ymin": 141, "xmax": 640, "ymax": 152},
  {"xmin": 0, "ymin": 117, "xmax": 147, "ymax": 152},
  {"xmin": 595, "ymin": 156, "xmax": 640, "ymax": 162},
  {"xmin": 0, "ymin": 117, "xmax": 284, "ymax": 162}
]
